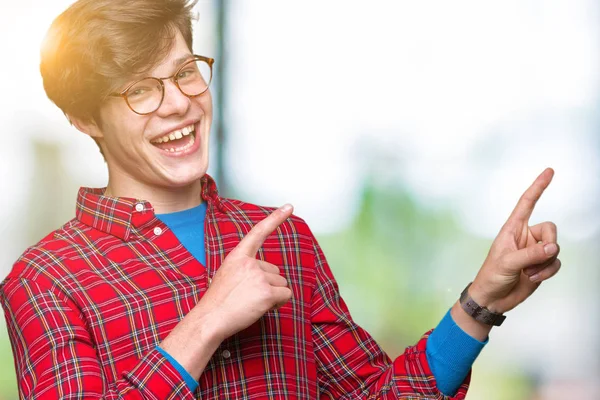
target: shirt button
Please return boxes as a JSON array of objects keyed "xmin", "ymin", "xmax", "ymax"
[
  {"xmin": 135, "ymin": 203, "xmax": 144, "ymax": 212},
  {"xmin": 153, "ymin": 227, "xmax": 163, "ymax": 236},
  {"xmin": 208, "ymin": 277, "xmax": 212, "ymax": 285},
  {"xmin": 221, "ymin": 350, "xmax": 231, "ymax": 359}
]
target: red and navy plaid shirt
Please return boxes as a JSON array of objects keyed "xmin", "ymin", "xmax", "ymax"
[{"xmin": 1, "ymin": 174, "xmax": 469, "ymax": 399}]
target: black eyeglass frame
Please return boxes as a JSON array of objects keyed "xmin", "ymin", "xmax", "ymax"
[{"xmin": 109, "ymin": 55, "xmax": 215, "ymax": 115}]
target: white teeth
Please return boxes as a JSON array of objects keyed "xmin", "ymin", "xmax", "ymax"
[
  {"xmin": 151, "ymin": 123, "xmax": 196, "ymax": 144},
  {"xmin": 164, "ymin": 131, "xmax": 195, "ymax": 154}
]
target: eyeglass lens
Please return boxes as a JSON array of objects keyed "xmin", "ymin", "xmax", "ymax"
[{"xmin": 125, "ymin": 59, "xmax": 211, "ymax": 114}]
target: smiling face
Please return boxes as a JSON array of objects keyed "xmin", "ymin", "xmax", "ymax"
[{"xmin": 90, "ymin": 29, "xmax": 213, "ymax": 193}]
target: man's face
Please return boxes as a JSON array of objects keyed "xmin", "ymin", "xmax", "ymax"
[{"xmin": 95, "ymin": 30, "xmax": 213, "ymax": 191}]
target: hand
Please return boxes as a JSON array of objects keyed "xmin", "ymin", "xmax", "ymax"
[
  {"xmin": 200, "ymin": 204, "xmax": 294, "ymax": 341},
  {"xmin": 470, "ymin": 168, "xmax": 561, "ymax": 314},
  {"xmin": 158, "ymin": 204, "xmax": 294, "ymax": 379}
]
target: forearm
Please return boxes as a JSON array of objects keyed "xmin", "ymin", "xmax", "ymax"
[{"xmin": 158, "ymin": 301, "xmax": 224, "ymax": 381}]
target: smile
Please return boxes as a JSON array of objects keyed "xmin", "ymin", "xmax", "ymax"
[{"xmin": 150, "ymin": 123, "xmax": 196, "ymax": 153}]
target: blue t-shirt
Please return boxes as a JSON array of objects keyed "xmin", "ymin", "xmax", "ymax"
[{"xmin": 156, "ymin": 202, "xmax": 207, "ymax": 266}]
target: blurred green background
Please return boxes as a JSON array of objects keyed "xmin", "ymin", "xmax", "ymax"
[{"xmin": 1, "ymin": 0, "xmax": 598, "ymax": 399}]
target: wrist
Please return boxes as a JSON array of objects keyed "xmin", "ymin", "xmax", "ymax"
[
  {"xmin": 451, "ymin": 301, "xmax": 492, "ymax": 342},
  {"xmin": 198, "ymin": 303, "xmax": 233, "ymax": 344},
  {"xmin": 469, "ymin": 280, "xmax": 503, "ymax": 314},
  {"xmin": 160, "ymin": 307, "xmax": 223, "ymax": 380},
  {"xmin": 459, "ymin": 282, "xmax": 506, "ymax": 327}
]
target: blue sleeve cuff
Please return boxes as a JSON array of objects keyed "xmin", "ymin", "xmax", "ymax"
[
  {"xmin": 426, "ymin": 309, "xmax": 488, "ymax": 396},
  {"xmin": 156, "ymin": 346, "xmax": 199, "ymax": 391}
]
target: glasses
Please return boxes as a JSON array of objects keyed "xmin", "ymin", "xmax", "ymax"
[{"xmin": 109, "ymin": 55, "xmax": 214, "ymax": 115}]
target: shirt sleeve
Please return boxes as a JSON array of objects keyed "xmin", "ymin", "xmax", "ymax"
[
  {"xmin": 309, "ymin": 235, "xmax": 471, "ymax": 399},
  {"xmin": 156, "ymin": 346, "xmax": 200, "ymax": 391},
  {"xmin": 426, "ymin": 309, "xmax": 487, "ymax": 396},
  {"xmin": 1, "ymin": 275, "xmax": 197, "ymax": 400}
]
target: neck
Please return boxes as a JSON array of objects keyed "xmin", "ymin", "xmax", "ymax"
[{"xmin": 104, "ymin": 173, "xmax": 203, "ymax": 214}]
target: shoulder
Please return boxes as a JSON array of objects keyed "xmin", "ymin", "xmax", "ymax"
[{"xmin": 2, "ymin": 218, "xmax": 90, "ymax": 288}]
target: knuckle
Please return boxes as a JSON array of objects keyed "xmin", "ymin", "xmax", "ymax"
[
  {"xmin": 266, "ymin": 285, "xmax": 278, "ymax": 299},
  {"xmin": 250, "ymin": 224, "xmax": 266, "ymax": 239},
  {"xmin": 546, "ymin": 264, "xmax": 561, "ymax": 279},
  {"xmin": 242, "ymin": 258, "xmax": 256, "ymax": 270},
  {"xmin": 527, "ymin": 245, "xmax": 545, "ymax": 262},
  {"xmin": 274, "ymin": 276, "xmax": 287, "ymax": 287},
  {"xmin": 262, "ymin": 273, "xmax": 273, "ymax": 286},
  {"xmin": 520, "ymin": 192, "xmax": 535, "ymax": 206},
  {"xmin": 544, "ymin": 221, "xmax": 557, "ymax": 232}
]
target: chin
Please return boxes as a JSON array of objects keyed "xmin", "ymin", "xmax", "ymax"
[{"xmin": 163, "ymin": 165, "xmax": 208, "ymax": 187}]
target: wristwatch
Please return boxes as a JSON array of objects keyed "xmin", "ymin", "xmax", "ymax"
[{"xmin": 459, "ymin": 282, "xmax": 506, "ymax": 326}]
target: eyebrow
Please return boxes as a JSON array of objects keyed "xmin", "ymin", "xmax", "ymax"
[
  {"xmin": 172, "ymin": 54, "xmax": 195, "ymax": 68},
  {"xmin": 115, "ymin": 54, "xmax": 196, "ymax": 92}
]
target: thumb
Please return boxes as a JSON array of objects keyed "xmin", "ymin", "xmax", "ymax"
[{"xmin": 501, "ymin": 242, "xmax": 559, "ymax": 271}]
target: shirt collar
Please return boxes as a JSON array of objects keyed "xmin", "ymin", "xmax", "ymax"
[{"xmin": 76, "ymin": 174, "xmax": 224, "ymax": 241}]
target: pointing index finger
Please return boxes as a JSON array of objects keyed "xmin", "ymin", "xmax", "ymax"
[
  {"xmin": 508, "ymin": 168, "xmax": 554, "ymax": 223},
  {"xmin": 235, "ymin": 204, "xmax": 294, "ymax": 257}
]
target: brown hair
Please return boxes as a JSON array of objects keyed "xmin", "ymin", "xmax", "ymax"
[{"xmin": 41, "ymin": 0, "xmax": 198, "ymax": 124}]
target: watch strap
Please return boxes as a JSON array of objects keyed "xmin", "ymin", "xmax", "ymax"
[{"xmin": 459, "ymin": 282, "xmax": 506, "ymax": 326}]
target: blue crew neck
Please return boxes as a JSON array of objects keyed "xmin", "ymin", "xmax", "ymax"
[
  {"xmin": 156, "ymin": 202, "xmax": 207, "ymax": 226},
  {"xmin": 155, "ymin": 201, "xmax": 207, "ymax": 267}
]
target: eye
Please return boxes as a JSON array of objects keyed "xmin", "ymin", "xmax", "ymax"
[
  {"xmin": 129, "ymin": 88, "xmax": 149, "ymax": 97},
  {"xmin": 177, "ymin": 69, "xmax": 194, "ymax": 79},
  {"xmin": 176, "ymin": 61, "xmax": 201, "ymax": 81},
  {"xmin": 126, "ymin": 79, "xmax": 161, "ymax": 100}
]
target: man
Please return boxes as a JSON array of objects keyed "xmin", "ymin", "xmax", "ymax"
[{"xmin": 1, "ymin": 0, "xmax": 561, "ymax": 398}]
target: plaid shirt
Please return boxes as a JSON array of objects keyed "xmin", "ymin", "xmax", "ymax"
[{"xmin": 1, "ymin": 174, "xmax": 470, "ymax": 399}]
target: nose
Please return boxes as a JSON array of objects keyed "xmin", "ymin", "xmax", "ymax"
[{"xmin": 156, "ymin": 79, "xmax": 191, "ymax": 117}]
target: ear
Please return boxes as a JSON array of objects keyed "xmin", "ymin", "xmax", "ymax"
[{"xmin": 67, "ymin": 114, "xmax": 104, "ymax": 139}]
